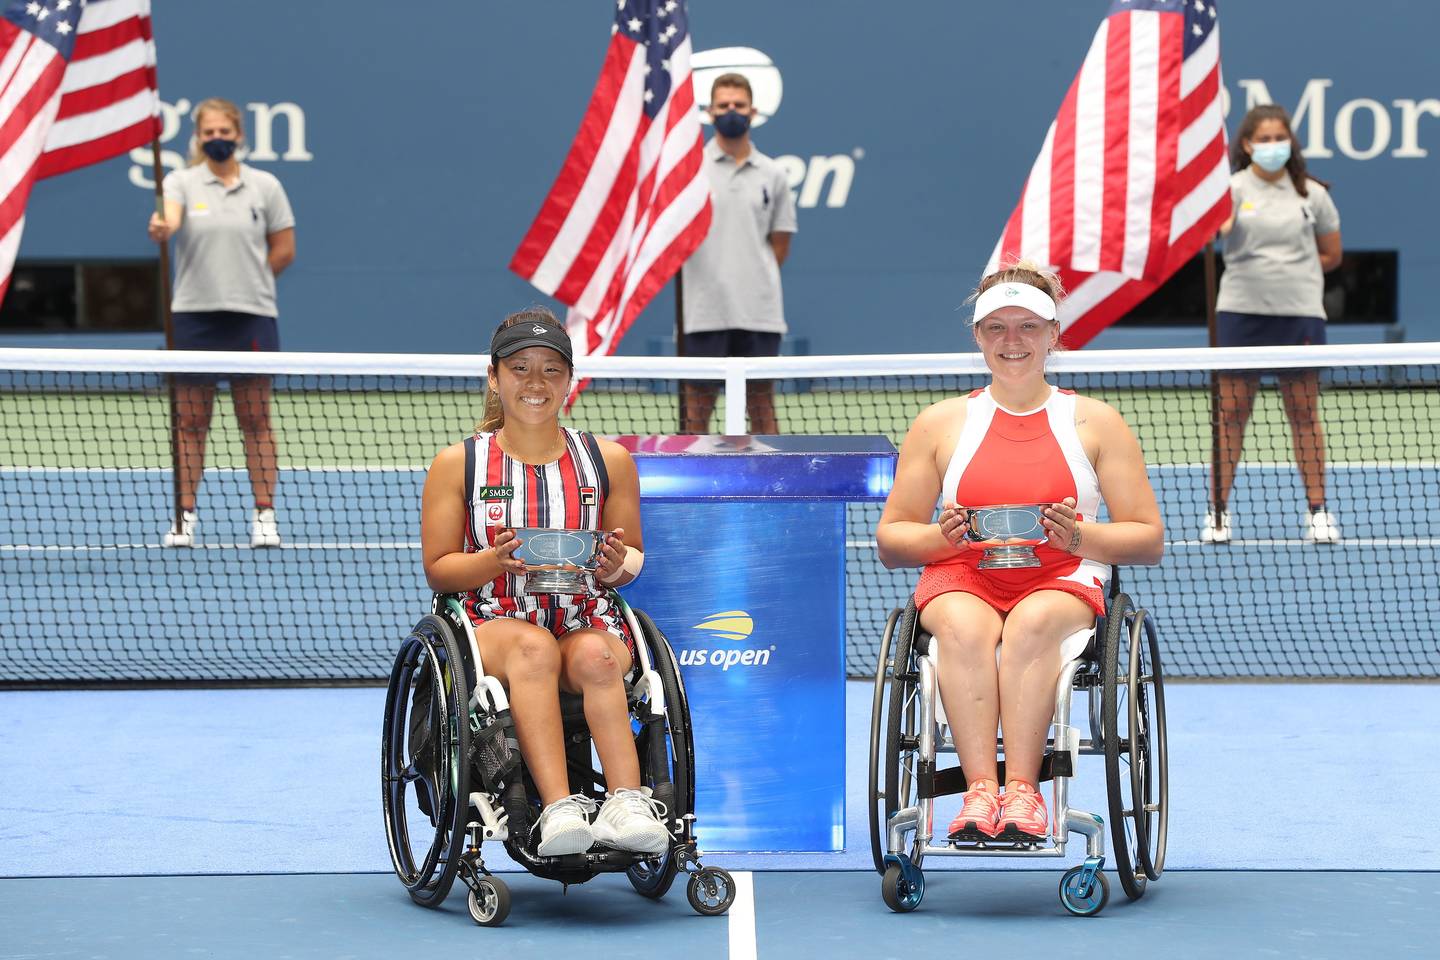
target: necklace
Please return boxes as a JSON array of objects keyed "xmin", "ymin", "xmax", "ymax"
[{"xmin": 498, "ymin": 427, "xmax": 566, "ymax": 465}]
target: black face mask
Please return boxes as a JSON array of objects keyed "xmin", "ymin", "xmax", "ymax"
[
  {"xmin": 713, "ymin": 110, "xmax": 751, "ymax": 139},
  {"xmin": 201, "ymin": 138, "xmax": 238, "ymax": 163}
]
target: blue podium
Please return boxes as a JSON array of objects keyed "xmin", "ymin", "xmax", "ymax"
[{"xmin": 615, "ymin": 435, "xmax": 896, "ymax": 852}]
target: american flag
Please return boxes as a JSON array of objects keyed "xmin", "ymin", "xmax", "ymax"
[
  {"xmin": 986, "ymin": 0, "xmax": 1230, "ymax": 346},
  {"xmin": 509, "ymin": 0, "xmax": 711, "ymax": 385},
  {"xmin": 1, "ymin": 0, "xmax": 160, "ymax": 302}
]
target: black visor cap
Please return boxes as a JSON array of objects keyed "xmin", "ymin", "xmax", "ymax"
[{"xmin": 490, "ymin": 320, "xmax": 574, "ymax": 365}]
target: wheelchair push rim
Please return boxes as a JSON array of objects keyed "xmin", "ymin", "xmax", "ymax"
[
  {"xmin": 868, "ymin": 607, "xmax": 901, "ymax": 875},
  {"xmin": 882, "ymin": 602, "xmax": 924, "ymax": 868},
  {"xmin": 381, "ymin": 613, "xmax": 472, "ymax": 908},
  {"xmin": 625, "ymin": 607, "xmax": 695, "ymax": 900},
  {"xmin": 1101, "ymin": 595, "xmax": 1169, "ymax": 900}
]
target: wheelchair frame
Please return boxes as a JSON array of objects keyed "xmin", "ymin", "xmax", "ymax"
[
  {"xmin": 868, "ymin": 578, "xmax": 1169, "ymax": 917},
  {"xmin": 381, "ymin": 591, "xmax": 735, "ymax": 926}
]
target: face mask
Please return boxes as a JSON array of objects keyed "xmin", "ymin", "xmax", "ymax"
[
  {"xmin": 713, "ymin": 110, "xmax": 751, "ymax": 139},
  {"xmin": 1249, "ymin": 141, "xmax": 1291, "ymax": 173},
  {"xmin": 201, "ymin": 138, "xmax": 238, "ymax": 163}
]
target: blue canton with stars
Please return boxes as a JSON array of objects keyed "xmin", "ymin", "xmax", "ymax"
[
  {"xmin": 3, "ymin": 0, "xmax": 84, "ymax": 60},
  {"xmin": 615, "ymin": 0, "xmax": 689, "ymax": 120},
  {"xmin": 1108, "ymin": 0, "xmax": 1218, "ymax": 57}
]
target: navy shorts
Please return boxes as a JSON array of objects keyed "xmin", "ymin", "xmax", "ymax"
[
  {"xmin": 172, "ymin": 311, "xmax": 278, "ymax": 384},
  {"xmin": 1216, "ymin": 311, "xmax": 1326, "ymax": 348},
  {"xmin": 682, "ymin": 329, "xmax": 782, "ymax": 358}
]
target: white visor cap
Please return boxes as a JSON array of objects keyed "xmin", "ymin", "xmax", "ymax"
[{"xmin": 972, "ymin": 282, "xmax": 1058, "ymax": 325}]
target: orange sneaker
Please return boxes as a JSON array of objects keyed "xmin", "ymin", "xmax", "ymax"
[
  {"xmin": 947, "ymin": 787, "xmax": 1001, "ymax": 839},
  {"xmin": 997, "ymin": 783, "xmax": 1049, "ymax": 839}
]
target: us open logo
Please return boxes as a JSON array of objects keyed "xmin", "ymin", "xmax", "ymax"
[{"xmin": 676, "ymin": 610, "xmax": 776, "ymax": 671}]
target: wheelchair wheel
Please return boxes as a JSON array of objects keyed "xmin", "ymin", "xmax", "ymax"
[
  {"xmin": 686, "ymin": 867, "xmax": 736, "ymax": 916},
  {"xmin": 1131, "ymin": 609, "xmax": 1168, "ymax": 881},
  {"xmin": 626, "ymin": 610, "xmax": 694, "ymax": 900},
  {"xmin": 1101, "ymin": 595, "xmax": 1168, "ymax": 899},
  {"xmin": 467, "ymin": 875, "xmax": 512, "ymax": 926},
  {"xmin": 882, "ymin": 603, "xmax": 922, "ymax": 864},
  {"xmin": 1059, "ymin": 865, "xmax": 1109, "ymax": 917},
  {"xmin": 382, "ymin": 613, "xmax": 472, "ymax": 908},
  {"xmin": 867, "ymin": 607, "xmax": 901, "ymax": 874}
]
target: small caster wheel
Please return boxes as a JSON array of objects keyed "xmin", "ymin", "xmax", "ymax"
[
  {"xmin": 686, "ymin": 867, "xmax": 736, "ymax": 916},
  {"xmin": 1059, "ymin": 865, "xmax": 1109, "ymax": 917},
  {"xmin": 467, "ymin": 875, "xmax": 512, "ymax": 926},
  {"xmin": 881, "ymin": 863, "xmax": 924, "ymax": 913}
]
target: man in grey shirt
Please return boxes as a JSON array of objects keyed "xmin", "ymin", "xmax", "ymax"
[{"xmin": 679, "ymin": 72, "xmax": 798, "ymax": 434}]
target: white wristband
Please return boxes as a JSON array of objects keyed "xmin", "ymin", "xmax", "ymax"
[{"xmin": 599, "ymin": 547, "xmax": 644, "ymax": 585}]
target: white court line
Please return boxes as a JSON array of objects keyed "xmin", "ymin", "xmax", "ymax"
[
  {"xmin": 0, "ymin": 542, "xmax": 420, "ymax": 552},
  {"xmin": 728, "ymin": 870, "xmax": 756, "ymax": 960},
  {"xmin": 844, "ymin": 537, "xmax": 1440, "ymax": 549},
  {"xmin": 1151, "ymin": 461, "xmax": 1439, "ymax": 471}
]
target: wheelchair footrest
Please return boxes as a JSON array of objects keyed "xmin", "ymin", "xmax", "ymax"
[{"xmin": 945, "ymin": 835, "xmax": 1050, "ymax": 851}]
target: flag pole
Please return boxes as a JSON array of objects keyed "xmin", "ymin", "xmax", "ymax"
[
  {"xmin": 1203, "ymin": 239, "xmax": 1221, "ymax": 523},
  {"xmin": 150, "ymin": 139, "xmax": 181, "ymax": 535},
  {"xmin": 674, "ymin": 270, "xmax": 687, "ymax": 433}
]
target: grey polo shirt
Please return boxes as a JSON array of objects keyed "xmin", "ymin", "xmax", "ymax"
[
  {"xmin": 1217, "ymin": 167, "xmax": 1339, "ymax": 319},
  {"xmin": 681, "ymin": 138, "xmax": 798, "ymax": 335},
  {"xmin": 163, "ymin": 163, "xmax": 295, "ymax": 317}
]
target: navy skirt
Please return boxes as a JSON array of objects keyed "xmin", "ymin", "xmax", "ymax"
[
  {"xmin": 171, "ymin": 311, "xmax": 278, "ymax": 383},
  {"xmin": 1216, "ymin": 311, "xmax": 1326, "ymax": 348}
]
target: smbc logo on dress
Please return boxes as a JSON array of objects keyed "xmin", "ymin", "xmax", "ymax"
[{"xmin": 675, "ymin": 610, "xmax": 775, "ymax": 671}]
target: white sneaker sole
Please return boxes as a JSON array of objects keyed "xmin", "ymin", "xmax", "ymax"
[
  {"xmin": 536, "ymin": 823, "xmax": 594, "ymax": 857},
  {"xmin": 592, "ymin": 822, "xmax": 671, "ymax": 856}
]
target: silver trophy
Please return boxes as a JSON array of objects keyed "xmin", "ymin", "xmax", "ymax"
[
  {"xmin": 509, "ymin": 527, "xmax": 607, "ymax": 594},
  {"xmin": 963, "ymin": 504, "xmax": 1049, "ymax": 569}
]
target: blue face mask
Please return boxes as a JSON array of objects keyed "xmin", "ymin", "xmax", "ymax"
[
  {"xmin": 1250, "ymin": 140, "xmax": 1291, "ymax": 173},
  {"xmin": 713, "ymin": 110, "xmax": 751, "ymax": 139},
  {"xmin": 201, "ymin": 138, "xmax": 238, "ymax": 163}
]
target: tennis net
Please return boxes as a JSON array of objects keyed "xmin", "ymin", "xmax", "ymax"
[{"xmin": 1, "ymin": 343, "xmax": 1436, "ymax": 684}]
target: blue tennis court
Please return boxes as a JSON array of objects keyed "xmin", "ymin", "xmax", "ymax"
[{"xmin": 2, "ymin": 682, "xmax": 1436, "ymax": 957}]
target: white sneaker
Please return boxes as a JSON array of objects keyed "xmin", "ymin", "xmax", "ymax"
[
  {"xmin": 1199, "ymin": 509, "xmax": 1231, "ymax": 544},
  {"xmin": 250, "ymin": 507, "xmax": 281, "ymax": 548},
  {"xmin": 162, "ymin": 510, "xmax": 197, "ymax": 547},
  {"xmin": 534, "ymin": 794, "xmax": 597, "ymax": 857},
  {"xmin": 591, "ymin": 786, "xmax": 671, "ymax": 855},
  {"xmin": 1307, "ymin": 508, "xmax": 1340, "ymax": 544}
]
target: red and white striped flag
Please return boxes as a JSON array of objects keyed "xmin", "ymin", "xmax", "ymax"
[
  {"xmin": 509, "ymin": 0, "xmax": 711, "ymax": 393},
  {"xmin": 987, "ymin": 0, "xmax": 1231, "ymax": 346},
  {"xmin": 1, "ymin": 0, "xmax": 160, "ymax": 302}
]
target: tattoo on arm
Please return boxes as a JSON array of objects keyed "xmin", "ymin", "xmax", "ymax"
[{"xmin": 1067, "ymin": 525, "xmax": 1082, "ymax": 554}]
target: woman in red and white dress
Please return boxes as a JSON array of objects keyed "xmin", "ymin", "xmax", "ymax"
[
  {"xmin": 421, "ymin": 307, "xmax": 668, "ymax": 859},
  {"xmin": 876, "ymin": 262, "xmax": 1164, "ymax": 842}
]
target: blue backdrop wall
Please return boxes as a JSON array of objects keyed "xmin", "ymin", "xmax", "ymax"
[{"xmin": 13, "ymin": 0, "xmax": 1439, "ymax": 354}]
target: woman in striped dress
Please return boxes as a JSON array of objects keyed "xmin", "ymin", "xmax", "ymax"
[{"xmin": 420, "ymin": 307, "xmax": 667, "ymax": 858}]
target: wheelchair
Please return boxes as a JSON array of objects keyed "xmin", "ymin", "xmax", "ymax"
[
  {"xmin": 381, "ymin": 592, "xmax": 735, "ymax": 926},
  {"xmin": 868, "ymin": 573, "xmax": 1169, "ymax": 916}
]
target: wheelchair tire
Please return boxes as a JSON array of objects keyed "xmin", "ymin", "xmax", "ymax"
[
  {"xmin": 686, "ymin": 867, "xmax": 736, "ymax": 916},
  {"xmin": 1132, "ymin": 609, "xmax": 1169, "ymax": 881},
  {"xmin": 467, "ymin": 875, "xmax": 511, "ymax": 926},
  {"xmin": 882, "ymin": 602, "xmax": 921, "ymax": 863},
  {"xmin": 382, "ymin": 613, "xmax": 472, "ymax": 909},
  {"xmin": 1059, "ymin": 865, "xmax": 1109, "ymax": 917},
  {"xmin": 868, "ymin": 607, "xmax": 901, "ymax": 874},
  {"xmin": 1101, "ymin": 594, "xmax": 1157, "ymax": 901},
  {"xmin": 881, "ymin": 862, "xmax": 924, "ymax": 913},
  {"xmin": 626, "ymin": 610, "xmax": 693, "ymax": 900}
]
